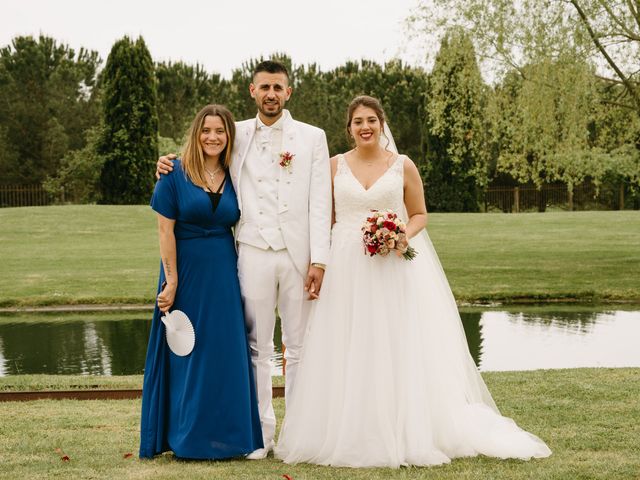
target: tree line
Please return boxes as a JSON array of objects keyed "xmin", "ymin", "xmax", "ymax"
[{"xmin": 0, "ymin": 28, "xmax": 637, "ymax": 210}]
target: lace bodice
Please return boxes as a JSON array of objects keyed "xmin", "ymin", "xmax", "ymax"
[{"xmin": 332, "ymin": 154, "xmax": 406, "ymax": 240}]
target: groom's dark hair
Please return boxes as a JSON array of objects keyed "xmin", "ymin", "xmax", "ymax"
[{"xmin": 253, "ymin": 60, "xmax": 289, "ymax": 81}]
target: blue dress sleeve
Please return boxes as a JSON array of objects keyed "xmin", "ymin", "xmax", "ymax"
[{"xmin": 150, "ymin": 161, "xmax": 181, "ymax": 220}]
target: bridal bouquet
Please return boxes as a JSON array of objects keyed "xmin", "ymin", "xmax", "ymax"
[{"xmin": 361, "ymin": 210, "xmax": 417, "ymax": 260}]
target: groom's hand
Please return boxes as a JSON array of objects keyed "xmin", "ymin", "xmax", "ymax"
[
  {"xmin": 305, "ymin": 264, "xmax": 325, "ymax": 300},
  {"xmin": 156, "ymin": 154, "xmax": 177, "ymax": 179}
]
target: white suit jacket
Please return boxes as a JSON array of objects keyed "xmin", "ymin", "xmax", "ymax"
[{"xmin": 230, "ymin": 110, "xmax": 332, "ymax": 275}]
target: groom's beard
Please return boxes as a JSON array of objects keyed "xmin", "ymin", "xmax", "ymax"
[{"xmin": 258, "ymin": 101, "xmax": 284, "ymax": 118}]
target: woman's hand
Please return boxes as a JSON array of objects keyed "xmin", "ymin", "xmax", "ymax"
[
  {"xmin": 157, "ymin": 282, "xmax": 177, "ymax": 313},
  {"xmin": 396, "ymin": 235, "xmax": 409, "ymax": 254}
]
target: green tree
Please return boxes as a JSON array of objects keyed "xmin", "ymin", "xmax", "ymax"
[
  {"xmin": 288, "ymin": 63, "xmax": 334, "ymax": 140},
  {"xmin": 492, "ymin": 58, "xmax": 601, "ymax": 188},
  {"xmin": 305, "ymin": 60, "xmax": 428, "ymax": 159},
  {"xmin": 288, "ymin": 61, "xmax": 356, "ymax": 155},
  {"xmin": 489, "ymin": 57, "xmax": 639, "ymax": 205},
  {"xmin": 408, "ymin": 0, "xmax": 640, "ymax": 115},
  {"xmin": 156, "ymin": 61, "xmax": 224, "ymax": 140},
  {"xmin": 424, "ymin": 29, "xmax": 489, "ymax": 211},
  {"xmin": 566, "ymin": 0, "xmax": 640, "ymax": 114},
  {"xmin": 587, "ymin": 84, "xmax": 640, "ymax": 207},
  {"xmin": 410, "ymin": 0, "xmax": 640, "ymax": 209},
  {"xmin": 98, "ymin": 36, "xmax": 158, "ymax": 204},
  {"xmin": 43, "ymin": 126, "xmax": 106, "ymax": 203},
  {"xmin": 0, "ymin": 35, "xmax": 100, "ymax": 184}
]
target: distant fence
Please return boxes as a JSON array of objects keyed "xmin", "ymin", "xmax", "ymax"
[
  {"xmin": 0, "ymin": 184, "xmax": 56, "ymax": 208},
  {"xmin": 483, "ymin": 183, "xmax": 628, "ymax": 212},
  {"xmin": 0, "ymin": 182, "xmax": 633, "ymax": 211}
]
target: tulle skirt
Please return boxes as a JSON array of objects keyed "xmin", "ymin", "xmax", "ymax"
[{"xmin": 275, "ymin": 223, "xmax": 551, "ymax": 467}]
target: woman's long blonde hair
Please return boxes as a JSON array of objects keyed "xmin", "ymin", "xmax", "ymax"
[{"xmin": 181, "ymin": 104, "xmax": 235, "ymax": 187}]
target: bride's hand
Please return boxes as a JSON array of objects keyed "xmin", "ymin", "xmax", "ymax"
[
  {"xmin": 396, "ymin": 236, "xmax": 409, "ymax": 254},
  {"xmin": 305, "ymin": 265, "xmax": 325, "ymax": 300}
]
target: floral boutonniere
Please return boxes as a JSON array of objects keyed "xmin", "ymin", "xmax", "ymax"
[{"xmin": 279, "ymin": 151, "xmax": 295, "ymax": 172}]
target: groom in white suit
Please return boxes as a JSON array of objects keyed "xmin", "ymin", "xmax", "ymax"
[{"xmin": 157, "ymin": 61, "xmax": 332, "ymax": 458}]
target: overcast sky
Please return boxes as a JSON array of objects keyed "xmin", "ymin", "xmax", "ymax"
[{"xmin": 2, "ymin": 0, "xmax": 426, "ymax": 77}]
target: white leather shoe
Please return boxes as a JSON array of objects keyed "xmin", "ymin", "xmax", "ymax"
[{"xmin": 246, "ymin": 441, "xmax": 274, "ymax": 460}]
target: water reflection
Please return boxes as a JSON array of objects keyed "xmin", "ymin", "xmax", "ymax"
[
  {"xmin": 0, "ymin": 318, "xmax": 150, "ymax": 375},
  {"xmin": 479, "ymin": 310, "xmax": 640, "ymax": 371},
  {"xmin": 0, "ymin": 308, "xmax": 638, "ymax": 376},
  {"xmin": 460, "ymin": 312, "xmax": 483, "ymax": 367}
]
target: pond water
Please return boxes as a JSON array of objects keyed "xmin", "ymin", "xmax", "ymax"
[{"xmin": 0, "ymin": 308, "xmax": 638, "ymax": 376}]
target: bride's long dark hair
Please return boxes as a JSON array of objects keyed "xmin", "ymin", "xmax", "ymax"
[{"xmin": 345, "ymin": 95, "xmax": 391, "ymax": 150}]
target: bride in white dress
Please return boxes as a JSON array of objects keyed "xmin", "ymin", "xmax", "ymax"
[{"xmin": 275, "ymin": 95, "xmax": 551, "ymax": 467}]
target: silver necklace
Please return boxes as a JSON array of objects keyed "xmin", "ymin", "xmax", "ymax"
[
  {"xmin": 355, "ymin": 147, "xmax": 385, "ymax": 166},
  {"xmin": 204, "ymin": 165, "xmax": 222, "ymax": 182}
]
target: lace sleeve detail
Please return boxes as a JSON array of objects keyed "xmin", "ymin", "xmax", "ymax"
[
  {"xmin": 335, "ymin": 154, "xmax": 349, "ymax": 176},
  {"xmin": 391, "ymin": 154, "xmax": 406, "ymax": 177}
]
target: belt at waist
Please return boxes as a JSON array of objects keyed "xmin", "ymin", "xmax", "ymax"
[{"xmin": 174, "ymin": 223, "xmax": 231, "ymax": 240}]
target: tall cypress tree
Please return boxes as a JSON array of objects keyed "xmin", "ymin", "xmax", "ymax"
[
  {"xmin": 424, "ymin": 28, "xmax": 488, "ymax": 212},
  {"xmin": 98, "ymin": 36, "xmax": 158, "ymax": 204}
]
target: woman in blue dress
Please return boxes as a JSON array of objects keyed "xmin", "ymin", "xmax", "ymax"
[{"xmin": 140, "ymin": 105, "xmax": 263, "ymax": 459}]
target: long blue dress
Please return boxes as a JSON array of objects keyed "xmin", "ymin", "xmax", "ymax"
[{"xmin": 140, "ymin": 160, "xmax": 263, "ymax": 459}]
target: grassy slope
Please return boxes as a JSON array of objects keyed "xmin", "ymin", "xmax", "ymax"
[
  {"xmin": 0, "ymin": 206, "xmax": 638, "ymax": 306},
  {"xmin": 428, "ymin": 211, "xmax": 640, "ymax": 303},
  {"xmin": 0, "ymin": 205, "xmax": 157, "ymax": 307}
]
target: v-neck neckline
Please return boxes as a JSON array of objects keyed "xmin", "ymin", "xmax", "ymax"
[
  {"xmin": 342, "ymin": 153, "xmax": 399, "ymax": 192},
  {"xmin": 200, "ymin": 172, "xmax": 227, "ymax": 220},
  {"xmin": 202, "ymin": 171, "xmax": 227, "ymax": 195}
]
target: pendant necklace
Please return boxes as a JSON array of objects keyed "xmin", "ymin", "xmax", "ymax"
[{"xmin": 205, "ymin": 165, "xmax": 222, "ymax": 182}]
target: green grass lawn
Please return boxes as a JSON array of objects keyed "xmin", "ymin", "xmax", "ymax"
[
  {"xmin": 0, "ymin": 206, "xmax": 638, "ymax": 307},
  {"xmin": 427, "ymin": 211, "xmax": 640, "ymax": 303},
  {"xmin": 0, "ymin": 374, "xmax": 285, "ymax": 391},
  {"xmin": 0, "ymin": 368, "xmax": 638, "ymax": 479},
  {"xmin": 0, "ymin": 205, "xmax": 157, "ymax": 307}
]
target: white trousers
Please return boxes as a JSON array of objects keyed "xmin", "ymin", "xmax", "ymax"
[{"xmin": 237, "ymin": 243, "xmax": 311, "ymax": 447}]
